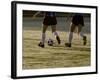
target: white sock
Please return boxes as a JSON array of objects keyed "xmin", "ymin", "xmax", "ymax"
[
  {"xmin": 69, "ymin": 32, "xmax": 73, "ymax": 44},
  {"xmin": 79, "ymin": 32, "xmax": 84, "ymax": 37},
  {"xmin": 53, "ymin": 31, "xmax": 58, "ymax": 37},
  {"xmin": 41, "ymin": 33, "xmax": 46, "ymax": 44}
]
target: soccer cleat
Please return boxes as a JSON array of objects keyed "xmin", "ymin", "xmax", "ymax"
[
  {"xmin": 38, "ymin": 42, "xmax": 44, "ymax": 48},
  {"xmin": 56, "ymin": 36, "xmax": 61, "ymax": 44},
  {"xmin": 83, "ymin": 36, "xmax": 87, "ymax": 45},
  {"xmin": 65, "ymin": 43, "xmax": 71, "ymax": 47}
]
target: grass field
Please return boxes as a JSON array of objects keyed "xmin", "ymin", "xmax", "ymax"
[{"xmin": 22, "ymin": 30, "xmax": 91, "ymax": 69}]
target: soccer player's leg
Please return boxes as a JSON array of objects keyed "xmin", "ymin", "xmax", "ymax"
[
  {"xmin": 65, "ymin": 23, "xmax": 76, "ymax": 47},
  {"xmin": 38, "ymin": 25, "xmax": 48, "ymax": 48},
  {"xmin": 51, "ymin": 25, "xmax": 61, "ymax": 44},
  {"xmin": 78, "ymin": 24, "xmax": 87, "ymax": 45}
]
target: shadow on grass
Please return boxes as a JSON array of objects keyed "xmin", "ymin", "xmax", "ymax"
[
  {"xmin": 68, "ymin": 46, "xmax": 90, "ymax": 52},
  {"xmin": 24, "ymin": 38, "xmax": 40, "ymax": 41},
  {"xmin": 50, "ymin": 45, "xmax": 90, "ymax": 52}
]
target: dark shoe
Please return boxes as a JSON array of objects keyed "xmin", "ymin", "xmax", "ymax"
[
  {"xmin": 56, "ymin": 36, "xmax": 61, "ymax": 44},
  {"xmin": 83, "ymin": 36, "xmax": 87, "ymax": 45},
  {"xmin": 38, "ymin": 42, "xmax": 44, "ymax": 48},
  {"xmin": 65, "ymin": 43, "xmax": 71, "ymax": 47}
]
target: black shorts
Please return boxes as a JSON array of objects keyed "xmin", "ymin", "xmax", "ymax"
[
  {"xmin": 72, "ymin": 14, "xmax": 84, "ymax": 26},
  {"xmin": 43, "ymin": 16, "xmax": 57, "ymax": 25}
]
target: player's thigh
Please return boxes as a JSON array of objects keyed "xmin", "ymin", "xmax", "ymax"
[
  {"xmin": 77, "ymin": 24, "xmax": 83, "ymax": 33},
  {"xmin": 51, "ymin": 25, "xmax": 56, "ymax": 32},
  {"xmin": 70, "ymin": 23, "xmax": 76, "ymax": 32},
  {"xmin": 42, "ymin": 24, "xmax": 48, "ymax": 33}
]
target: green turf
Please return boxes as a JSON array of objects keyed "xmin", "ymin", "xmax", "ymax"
[{"xmin": 22, "ymin": 30, "xmax": 91, "ymax": 69}]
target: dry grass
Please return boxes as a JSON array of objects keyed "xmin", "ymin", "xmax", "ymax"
[{"xmin": 22, "ymin": 30, "xmax": 91, "ymax": 69}]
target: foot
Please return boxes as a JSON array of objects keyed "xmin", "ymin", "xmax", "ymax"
[
  {"xmin": 56, "ymin": 36, "xmax": 61, "ymax": 44},
  {"xmin": 38, "ymin": 42, "xmax": 44, "ymax": 48},
  {"xmin": 83, "ymin": 36, "xmax": 87, "ymax": 45},
  {"xmin": 65, "ymin": 43, "xmax": 71, "ymax": 47}
]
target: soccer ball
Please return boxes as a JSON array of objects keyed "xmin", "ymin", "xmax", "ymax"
[{"xmin": 48, "ymin": 38, "xmax": 54, "ymax": 46}]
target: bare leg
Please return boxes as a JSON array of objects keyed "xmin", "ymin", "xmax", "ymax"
[
  {"xmin": 41, "ymin": 25, "xmax": 48, "ymax": 44},
  {"xmin": 65, "ymin": 23, "xmax": 76, "ymax": 47},
  {"xmin": 78, "ymin": 24, "xmax": 87, "ymax": 45},
  {"xmin": 51, "ymin": 25, "xmax": 58, "ymax": 36},
  {"xmin": 78, "ymin": 24, "xmax": 84, "ymax": 37},
  {"xmin": 69, "ymin": 23, "xmax": 76, "ymax": 44},
  {"xmin": 38, "ymin": 25, "xmax": 48, "ymax": 48},
  {"xmin": 51, "ymin": 25, "xmax": 61, "ymax": 44}
]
